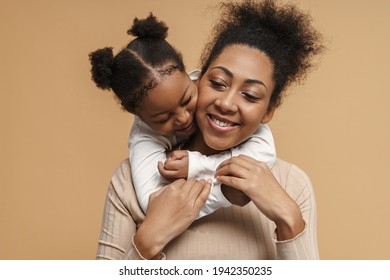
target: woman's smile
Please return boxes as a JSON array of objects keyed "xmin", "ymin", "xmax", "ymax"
[{"xmin": 207, "ymin": 114, "xmax": 239, "ymax": 132}]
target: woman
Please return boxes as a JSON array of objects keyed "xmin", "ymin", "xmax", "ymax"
[
  {"xmin": 89, "ymin": 14, "xmax": 276, "ymax": 220},
  {"xmin": 96, "ymin": 0, "xmax": 324, "ymax": 260}
]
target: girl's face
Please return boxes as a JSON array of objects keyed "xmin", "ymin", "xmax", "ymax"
[
  {"xmin": 196, "ymin": 44, "xmax": 275, "ymax": 151},
  {"xmin": 135, "ymin": 70, "xmax": 198, "ymax": 138}
]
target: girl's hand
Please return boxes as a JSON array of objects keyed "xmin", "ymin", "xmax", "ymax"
[
  {"xmin": 158, "ymin": 150, "xmax": 189, "ymax": 180},
  {"xmin": 215, "ymin": 155, "xmax": 304, "ymax": 240},
  {"xmin": 134, "ymin": 178, "xmax": 211, "ymax": 259}
]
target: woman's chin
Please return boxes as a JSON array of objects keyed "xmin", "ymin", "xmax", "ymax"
[{"xmin": 204, "ymin": 139, "xmax": 231, "ymax": 152}]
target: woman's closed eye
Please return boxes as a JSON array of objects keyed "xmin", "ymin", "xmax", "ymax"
[
  {"xmin": 209, "ymin": 79, "xmax": 227, "ymax": 90},
  {"xmin": 241, "ymin": 91, "xmax": 261, "ymax": 102}
]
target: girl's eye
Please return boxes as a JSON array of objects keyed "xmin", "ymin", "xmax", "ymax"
[
  {"xmin": 156, "ymin": 115, "xmax": 171, "ymax": 124},
  {"xmin": 210, "ymin": 79, "xmax": 226, "ymax": 90},
  {"xmin": 181, "ymin": 95, "xmax": 192, "ymax": 107}
]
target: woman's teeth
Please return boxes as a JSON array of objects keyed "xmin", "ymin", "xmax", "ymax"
[{"xmin": 212, "ymin": 116, "xmax": 234, "ymax": 127}]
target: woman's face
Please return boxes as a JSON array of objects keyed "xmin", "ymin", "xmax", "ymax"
[
  {"xmin": 135, "ymin": 70, "xmax": 198, "ymax": 138},
  {"xmin": 196, "ymin": 44, "xmax": 275, "ymax": 151}
]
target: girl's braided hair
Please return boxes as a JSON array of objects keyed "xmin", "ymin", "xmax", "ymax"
[{"xmin": 89, "ymin": 13, "xmax": 185, "ymax": 112}]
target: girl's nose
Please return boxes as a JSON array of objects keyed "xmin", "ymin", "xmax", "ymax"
[{"xmin": 174, "ymin": 108, "xmax": 190, "ymax": 125}]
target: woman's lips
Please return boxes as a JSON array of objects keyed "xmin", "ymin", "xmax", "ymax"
[{"xmin": 207, "ymin": 114, "xmax": 238, "ymax": 132}]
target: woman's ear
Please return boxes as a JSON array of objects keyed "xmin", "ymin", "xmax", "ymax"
[{"xmin": 261, "ymin": 106, "xmax": 276, "ymax": 124}]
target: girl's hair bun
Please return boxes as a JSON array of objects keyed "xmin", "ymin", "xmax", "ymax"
[
  {"xmin": 89, "ymin": 47, "xmax": 114, "ymax": 90},
  {"xmin": 127, "ymin": 13, "xmax": 168, "ymax": 39}
]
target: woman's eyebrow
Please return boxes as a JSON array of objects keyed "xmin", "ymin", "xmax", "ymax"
[
  {"xmin": 211, "ymin": 66, "xmax": 268, "ymax": 91},
  {"xmin": 244, "ymin": 78, "xmax": 268, "ymax": 91},
  {"xmin": 210, "ymin": 66, "xmax": 233, "ymax": 78}
]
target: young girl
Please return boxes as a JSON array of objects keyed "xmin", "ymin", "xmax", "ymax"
[{"xmin": 89, "ymin": 14, "xmax": 276, "ymax": 218}]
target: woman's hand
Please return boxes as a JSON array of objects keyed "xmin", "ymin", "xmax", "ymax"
[
  {"xmin": 215, "ymin": 155, "xmax": 304, "ymax": 240},
  {"xmin": 134, "ymin": 178, "xmax": 211, "ymax": 259},
  {"xmin": 221, "ymin": 185, "xmax": 251, "ymax": 206}
]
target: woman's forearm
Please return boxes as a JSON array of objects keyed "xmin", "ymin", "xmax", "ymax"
[
  {"xmin": 272, "ymin": 200, "xmax": 305, "ymax": 240},
  {"xmin": 133, "ymin": 178, "xmax": 211, "ymax": 259},
  {"xmin": 133, "ymin": 223, "xmax": 167, "ymax": 259}
]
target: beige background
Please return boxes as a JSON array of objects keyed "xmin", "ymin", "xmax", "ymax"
[{"xmin": 1, "ymin": 0, "xmax": 389, "ymax": 259}]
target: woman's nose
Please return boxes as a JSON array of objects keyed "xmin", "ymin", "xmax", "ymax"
[{"xmin": 215, "ymin": 90, "xmax": 238, "ymax": 113}]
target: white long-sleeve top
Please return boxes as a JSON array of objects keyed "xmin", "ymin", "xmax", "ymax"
[{"xmin": 128, "ymin": 116, "xmax": 276, "ymax": 218}]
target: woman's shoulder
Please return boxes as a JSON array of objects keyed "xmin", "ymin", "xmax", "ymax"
[
  {"xmin": 109, "ymin": 158, "xmax": 145, "ymax": 222},
  {"xmin": 271, "ymin": 158, "xmax": 315, "ymax": 199},
  {"xmin": 111, "ymin": 158, "xmax": 131, "ymax": 187},
  {"xmin": 272, "ymin": 158, "xmax": 310, "ymax": 178}
]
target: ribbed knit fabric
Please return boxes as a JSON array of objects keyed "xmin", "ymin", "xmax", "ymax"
[{"xmin": 96, "ymin": 158, "xmax": 319, "ymax": 260}]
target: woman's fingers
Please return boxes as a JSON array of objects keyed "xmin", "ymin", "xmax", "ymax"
[
  {"xmin": 149, "ymin": 178, "xmax": 210, "ymax": 225},
  {"xmin": 194, "ymin": 180, "xmax": 211, "ymax": 208},
  {"xmin": 217, "ymin": 175, "xmax": 246, "ymax": 192},
  {"xmin": 215, "ymin": 161, "xmax": 249, "ymax": 179},
  {"xmin": 217, "ymin": 154, "xmax": 256, "ymax": 171},
  {"xmin": 216, "ymin": 155, "xmax": 271, "ymax": 196},
  {"xmin": 187, "ymin": 179, "xmax": 211, "ymax": 203},
  {"xmin": 216, "ymin": 155, "xmax": 268, "ymax": 177},
  {"xmin": 215, "ymin": 156, "xmax": 252, "ymax": 193}
]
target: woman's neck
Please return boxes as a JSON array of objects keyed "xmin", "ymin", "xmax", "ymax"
[{"xmin": 185, "ymin": 131, "xmax": 219, "ymax": 156}]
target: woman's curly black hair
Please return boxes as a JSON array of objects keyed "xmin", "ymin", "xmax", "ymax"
[
  {"xmin": 200, "ymin": 0, "xmax": 325, "ymax": 109},
  {"xmin": 89, "ymin": 13, "xmax": 185, "ymax": 112}
]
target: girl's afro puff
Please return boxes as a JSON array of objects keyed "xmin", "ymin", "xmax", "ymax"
[
  {"xmin": 128, "ymin": 13, "xmax": 168, "ymax": 40},
  {"xmin": 89, "ymin": 47, "xmax": 114, "ymax": 90}
]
